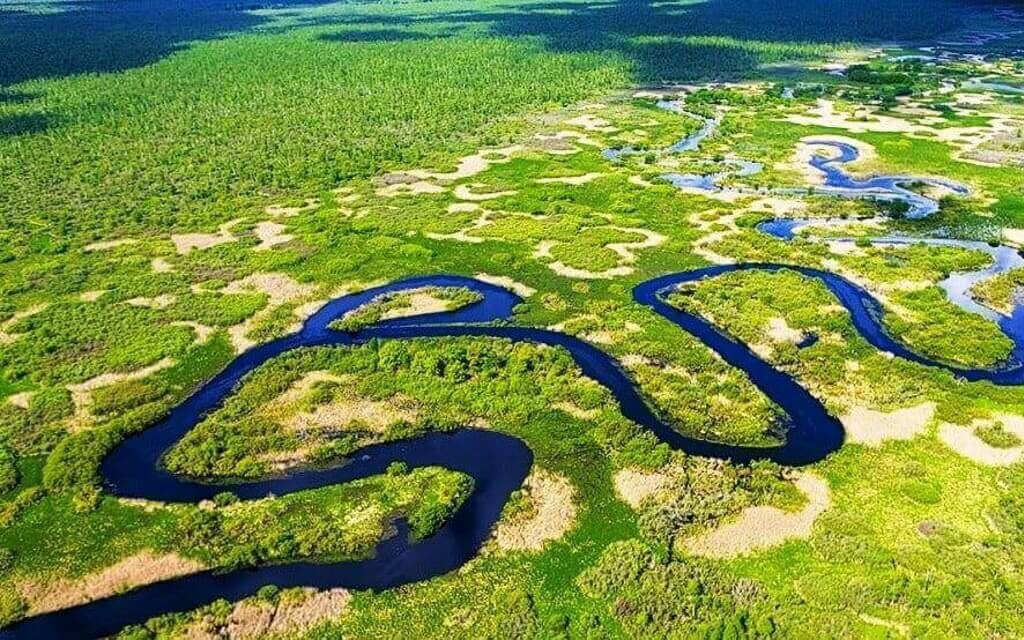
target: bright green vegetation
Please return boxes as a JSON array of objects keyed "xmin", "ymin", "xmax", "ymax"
[
  {"xmin": 882, "ymin": 286, "xmax": 1013, "ymax": 368},
  {"xmin": 972, "ymin": 267, "xmax": 1024, "ymax": 315},
  {"xmin": 975, "ymin": 421, "xmax": 1022, "ymax": 449},
  {"xmin": 331, "ymin": 287, "xmax": 482, "ymax": 332},
  {"xmin": 578, "ymin": 540, "xmax": 779, "ymax": 638},
  {"xmin": 705, "ymin": 223, "xmax": 1015, "ymax": 368},
  {"xmin": 178, "ymin": 465, "xmax": 473, "ymax": 568},
  {"xmin": 5, "ymin": 0, "xmax": 1024, "ymax": 637},
  {"xmin": 670, "ymin": 268, "xmax": 1024, "ymax": 421},
  {"xmin": 632, "ymin": 456, "xmax": 804, "ymax": 548},
  {"xmin": 163, "ymin": 338, "xmax": 609, "ymax": 479},
  {"xmin": 0, "ymin": 448, "xmax": 16, "ymax": 494}
]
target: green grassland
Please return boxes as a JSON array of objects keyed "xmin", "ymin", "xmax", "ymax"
[{"xmin": 4, "ymin": 0, "xmax": 1024, "ymax": 637}]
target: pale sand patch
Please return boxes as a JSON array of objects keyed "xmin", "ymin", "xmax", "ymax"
[
  {"xmin": 826, "ymin": 240, "xmax": 863, "ymax": 256},
  {"xmin": 938, "ymin": 414, "xmax": 1024, "ymax": 466},
  {"xmin": 223, "ymin": 273, "xmax": 315, "ymax": 353},
  {"xmin": 376, "ymin": 180, "xmax": 446, "ymax": 198},
  {"xmin": 225, "ymin": 600, "xmax": 275, "ymax": 639},
  {"xmin": 19, "ymin": 552, "xmax": 204, "ymax": 615},
  {"xmin": 270, "ymin": 371, "xmax": 347, "ymax": 407},
  {"xmin": 335, "ymin": 190, "xmax": 361, "ymax": 206},
  {"xmin": 584, "ymin": 330, "xmax": 616, "ymax": 344},
  {"xmin": 8, "ymin": 391, "xmax": 33, "ymax": 409},
  {"xmin": 547, "ymin": 314, "xmax": 599, "ymax": 334},
  {"xmin": 381, "ymin": 291, "xmax": 456, "ymax": 319},
  {"xmin": 860, "ymin": 614, "xmax": 910, "ymax": 637},
  {"xmin": 535, "ymin": 172, "xmax": 605, "ymax": 186},
  {"xmin": 67, "ymin": 357, "xmax": 176, "ymax": 425},
  {"xmin": 125, "ymin": 294, "xmax": 177, "ymax": 309},
  {"xmin": 793, "ymin": 134, "xmax": 878, "ymax": 185},
  {"xmin": 495, "ymin": 470, "xmax": 577, "ymax": 552},
  {"xmin": 425, "ymin": 210, "xmax": 491, "ymax": 244},
  {"xmin": 547, "ymin": 262, "xmax": 634, "ymax": 280},
  {"xmin": 0, "ymin": 303, "xmax": 47, "ymax": 345},
  {"xmin": 473, "ymin": 273, "xmax": 536, "ymax": 298},
  {"xmin": 292, "ymin": 300, "xmax": 325, "ymax": 323},
  {"xmin": 840, "ymin": 402, "xmax": 936, "ymax": 447},
  {"xmin": 688, "ymin": 210, "xmax": 740, "ymax": 265},
  {"xmin": 223, "ymin": 273, "xmax": 313, "ymax": 307},
  {"xmin": 535, "ymin": 130, "xmax": 602, "ymax": 148},
  {"xmin": 765, "ymin": 317, "xmax": 804, "ymax": 344},
  {"xmin": 565, "ymin": 114, "xmax": 618, "ymax": 133},
  {"xmin": 151, "ymin": 257, "xmax": 174, "ymax": 273},
  {"xmin": 748, "ymin": 195, "xmax": 808, "ymax": 217},
  {"xmin": 614, "ymin": 468, "xmax": 672, "ymax": 509},
  {"xmin": 206, "ymin": 588, "xmax": 351, "ymax": 640},
  {"xmin": 447, "ymin": 202, "xmax": 480, "ymax": 213},
  {"xmin": 79, "ymin": 290, "xmax": 106, "ymax": 302},
  {"xmin": 786, "ymin": 99, "xmax": 917, "ymax": 134},
  {"xmin": 685, "ymin": 473, "xmax": 831, "ymax": 558},
  {"xmin": 171, "ymin": 320, "xmax": 215, "ymax": 344},
  {"xmin": 750, "ymin": 342, "xmax": 774, "ymax": 360},
  {"xmin": 532, "ymin": 240, "xmax": 556, "ymax": 260},
  {"xmin": 265, "ymin": 198, "xmax": 320, "ymax": 218},
  {"xmin": 788, "ymin": 99, "xmax": 1014, "ymax": 161},
  {"xmin": 171, "ymin": 219, "xmax": 241, "ymax": 255},
  {"xmin": 535, "ymin": 142, "xmax": 581, "ymax": 156},
  {"xmin": 253, "ymin": 221, "xmax": 293, "ymax": 252},
  {"xmin": 619, "ymin": 353, "xmax": 652, "ymax": 368},
  {"xmin": 955, "ymin": 115, "xmax": 1022, "ymax": 165},
  {"xmin": 453, "ymin": 183, "xmax": 516, "ymax": 201},
  {"xmin": 882, "ymin": 279, "xmax": 931, "ymax": 292},
  {"xmin": 543, "ymin": 227, "xmax": 666, "ymax": 280},
  {"xmin": 605, "ymin": 226, "xmax": 667, "ymax": 263},
  {"xmin": 629, "ymin": 175, "xmax": 655, "ymax": 188},
  {"xmin": 554, "ymin": 401, "xmax": 599, "ymax": 420},
  {"xmin": 342, "ymin": 287, "xmax": 464, "ymax": 327},
  {"xmin": 821, "ymin": 258, "xmax": 918, "ymax": 322},
  {"xmin": 1003, "ymin": 228, "xmax": 1024, "ymax": 247},
  {"xmin": 118, "ymin": 497, "xmax": 170, "ymax": 513},
  {"xmin": 892, "ymin": 103, "xmax": 945, "ymax": 118},
  {"xmin": 286, "ymin": 395, "xmax": 416, "ymax": 435},
  {"xmin": 67, "ymin": 358, "xmax": 176, "ymax": 394},
  {"xmin": 956, "ymin": 93, "xmax": 994, "ymax": 106},
  {"xmin": 407, "ymin": 145, "xmax": 522, "ymax": 182},
  {"xmin": 84, "ymin": 238, "xmax": 136, "ymax": 252},
  {"xmin": 267, "ymin": 588, "xmax": 351, "ymax": 636},
  {"xmin": 226, "ymin": 325, "xmax": 256, "ymax": 351}
]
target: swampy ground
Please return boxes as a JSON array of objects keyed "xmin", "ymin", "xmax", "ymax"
[{"xmin": 3, "ymin": 0, "xmax": 1024, "ymax": 637}]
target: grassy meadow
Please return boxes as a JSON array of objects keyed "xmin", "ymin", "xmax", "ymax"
[{"xmin": 4, "ymin": 0, "xmax": 1024, "ymax": 637}]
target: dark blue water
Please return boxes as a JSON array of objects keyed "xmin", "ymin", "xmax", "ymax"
[
  {"xmin": 802, "ymin": 140, "xmax": 969, "ymax": 218},
  {"xmin": 753, "ymin": 139, "xmax": 970, "ymax": 234},
  {"xmin": 4, "ymin": 264, "xmax": 1022, "ymax": 638}
]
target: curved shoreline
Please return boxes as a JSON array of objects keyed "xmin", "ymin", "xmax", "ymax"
[
  {"xmin": 3, "ymin": 95, "xmax": 1017, "ymax": 638},
  {"xmin": 8, "ymin": 256, "xmax": 1024, "ymax": 636}
]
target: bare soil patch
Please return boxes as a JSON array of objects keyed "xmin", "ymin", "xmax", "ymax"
[
  {"xmin": 19, "ymin": 552, "xmax": 204, "ymax": 615},
  {"xmin": 938, "ymin": 414, "xmax": 1024, "ymax": 466},
  {"xmin": 495, "ymin": 470, "xmax": 577, "ymax": 552},
  {"xmin": 685, "ymin": 472, "xmax": 830, "ymax": 558},
  {"xmin": 840, "ymin": 402, "xmax": 935, "ymax": 447}
]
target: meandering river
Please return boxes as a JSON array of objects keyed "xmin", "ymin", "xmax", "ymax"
[
  {"xmin": 3, "ymin": 97, "xmax": 1021, "ymax": 638},
  {"xmin": 7, "ymin": 258, "xmax": 1024, "ymax": 637}
]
